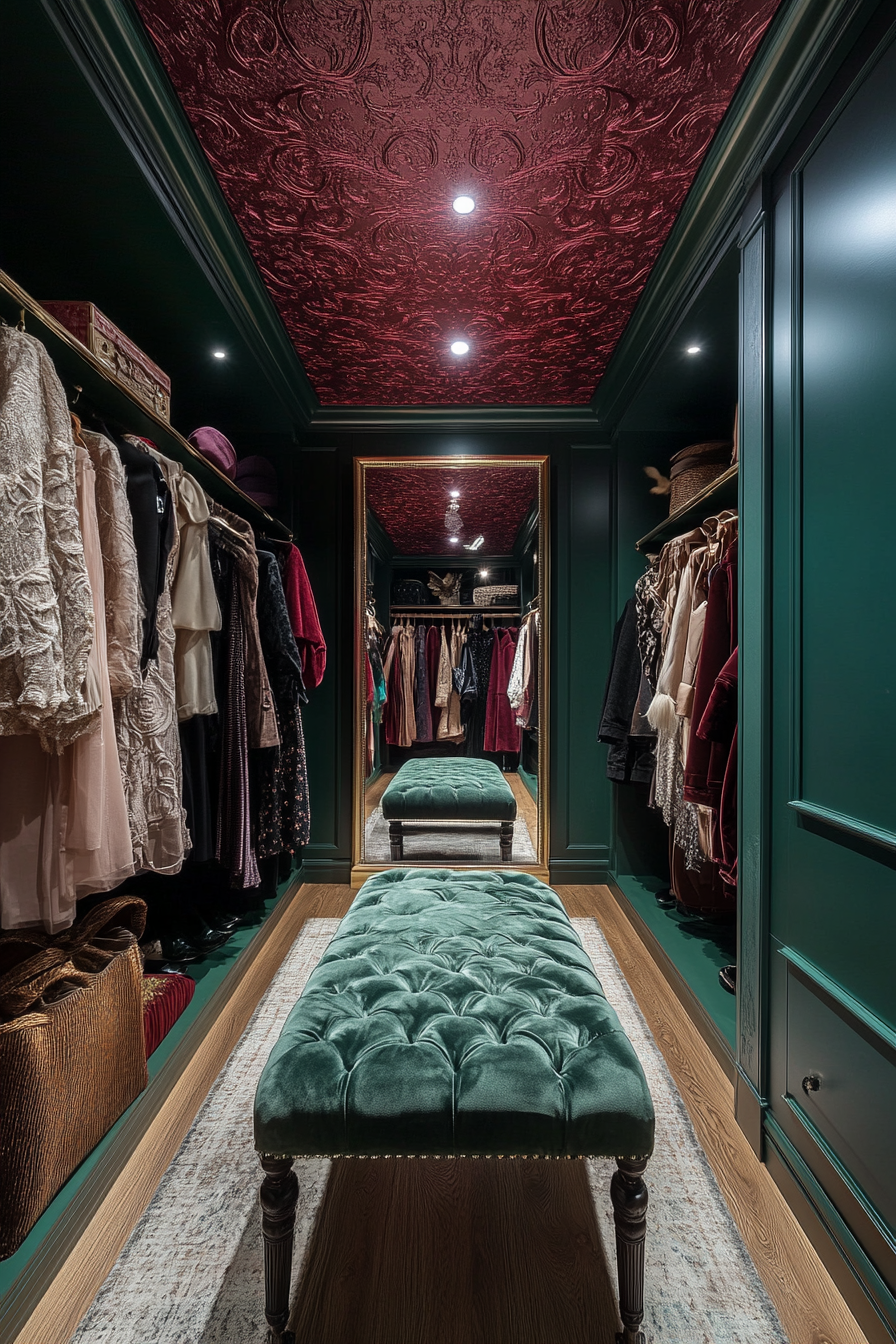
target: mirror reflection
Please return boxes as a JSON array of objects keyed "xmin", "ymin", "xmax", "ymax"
[{"xmin": 358, "ymin": 459, "xmax": 545, "ymax": 869}]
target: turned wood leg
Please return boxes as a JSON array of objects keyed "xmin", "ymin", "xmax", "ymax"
[
  {"xmin": 260, "ymin": 1154, "xmax": 298, "ymax": 1344},
  {"xmin": 500, "ymin": 821, "xmax": 514, "ymax": 861},
  {"xmin": 611, "ymin": 1157, "xmax": 649, "ymax": 1344},
  {"xmin": 389, "ymin": 819, "xmax": 404, "ymax": 860}
]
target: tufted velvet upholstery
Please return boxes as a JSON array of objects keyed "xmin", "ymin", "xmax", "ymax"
[
  {"xmin": 254, "ymin": 870, "xmax": 654, "ymax": 1160},
  {"xmin": 380, "ymin": 759, "xmax": 518, "ymax": 821}
]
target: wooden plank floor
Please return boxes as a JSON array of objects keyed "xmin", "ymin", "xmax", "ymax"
[{"xmin": 20, "ymin": 880, "xmax": 869, "ymax": 1344}]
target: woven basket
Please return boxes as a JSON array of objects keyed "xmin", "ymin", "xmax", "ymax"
[
  {"xmin": 473, "ymin": 584, "xmax": 518, "ymax": 607},
  {"xmin": 0, "ymin": 898, "xmax": 148, "ymax": 1258},
  {"xmin": 668, "ymin": 441, "xmax": 732, "ymax": 514}
]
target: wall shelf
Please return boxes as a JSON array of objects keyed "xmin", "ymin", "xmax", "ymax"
[
  {"xmin": 0, "ymin": 268, "xmax": 292, "ymax": 540},
  {"xmin": 635, "ymin": 464, "xmax": 738, "ymax": 552},
  {"xmin": 389, "ymin": 606, "xmax": 520, "ymax": 616}
]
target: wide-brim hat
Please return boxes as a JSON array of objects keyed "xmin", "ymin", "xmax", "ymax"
[{"xmin": 188, "ymin": 426, "xmax": 237, "ymax": 479}]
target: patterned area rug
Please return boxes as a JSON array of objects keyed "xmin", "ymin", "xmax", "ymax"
[
  {"xmin": 364, "ymin": 806, "xmax": 537, "ymax": 862},
  {"xmin": 69, "ymin": 915, "xmax": 787, "ymax": 1344}
]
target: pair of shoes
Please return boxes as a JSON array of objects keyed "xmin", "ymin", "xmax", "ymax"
[
  {"xmin": 654, "ymin": 888, "xmax": 676, "ymax": 909},
  {"xmin": 719, "ymin": 965, "xmax": 737, "ymax": 994}
]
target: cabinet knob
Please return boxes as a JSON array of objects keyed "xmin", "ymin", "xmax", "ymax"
[{"xmin": 801, "ymin": 1074, "xmax": 821, "ymax": 1095}]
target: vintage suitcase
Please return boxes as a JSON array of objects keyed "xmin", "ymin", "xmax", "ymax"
[{"xmin": 42, "ymin": 301, "xmax": 171, "ymax": 420}]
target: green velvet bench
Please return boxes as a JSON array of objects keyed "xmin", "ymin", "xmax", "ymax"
[
  {"xmin": 380, "ymin": 758, "xmax": 518, "ymax": 861},
  {"xmin": 254, "ymin": 869, "xmax": 655, "ymax": 1343}
]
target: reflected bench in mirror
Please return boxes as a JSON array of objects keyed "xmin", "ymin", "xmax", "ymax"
[{"xmin": 381, "ymin": 759, "xmax": 518, "ymax": 862}]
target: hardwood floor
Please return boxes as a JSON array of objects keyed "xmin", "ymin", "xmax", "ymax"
[
  {"xmin": 18, "ymin": 879, "xmax": 869, "ymax": 1344},
  {"xmin": 558, "ymin": 885, "xmax": 869, "ymax": 1344},
  {"xmin": 293, "ymin": 1157, "xmax": 619, "ymax": 1344}
]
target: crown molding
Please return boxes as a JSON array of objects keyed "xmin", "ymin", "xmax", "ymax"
[
  {"xmin": 39, "ymin": 0, "xmax": 319, "ymax": 430},
  {"xmin": 306, "ymin": 404, "xmax": 606, "ymax": 434}
]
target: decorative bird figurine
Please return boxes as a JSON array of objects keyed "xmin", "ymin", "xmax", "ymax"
[
  {"xmin": 427, "ymin": 571, "xmax": 462, "ymax": 605},
  {"xmin": 643, "ymin": 466, "xmax": 671, "ymax": 496}
]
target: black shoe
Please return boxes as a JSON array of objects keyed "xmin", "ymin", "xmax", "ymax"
[
  {"xmin": 654, "ymin": 888, "xmax": 676, "ymax": 909},
  {"xmin": 719, "ymin": 965, "xmax": 737, "ymax": 994},
  {"xmin": 157, "ymin": 934, "xmax": 200, "ymax": 965}
]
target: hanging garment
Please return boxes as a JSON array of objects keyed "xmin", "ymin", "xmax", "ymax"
[
  {"xmin": 634, "ymin": 564, "xmax": 663, "ymax": 694},
  {"xmin": 508, "ymin": 610, "xmax": 539, "ymax": 729},
  {"xmin": 399, "ymin": 623, "xmax": 416, "ymax": 747},
  {"xmin": 0, "ymin": 327, "xmax": 95, "ymax": 748},
  {"xmin": 598, "ymin": 600, "xmax": 656, "ymax": 784},
  {"xmin": 383, "ymin": 626, "xmax": 404, "ymax": 746},
  {"xmin": 484, "ymin": 628, "xmax": 522, "ymax": 753},
  {"xmin": 209, "ymin": 505, "xmax": 279, "ymax": 751},
  {"xmin": 115, "ymin": 434, "xmax": 172, "ymax": 671},
  {"xmin": 255, "ymin": 550, "xmax": 310, "ymax": 857},
  {"xmin": 81, "ymin": 430, "xmax": 142, "ymax": 699},
  {"xmin": 0, "ymin": 446, "xmax": 134, "ymax": 930},
  {"xmin": 113, "ymin": 452, "xmax": 191, "ymax": 876},
  {"xmin": 272, "ymin": 541, "xmax": 326, "ymax": 689},
  {"xmin": 684, "ymin": 540, "xmax": 738, "ymax": 810},
  {"xmin": 435, "ymin": 623, "xmax": 463, "ymax": 743},
  {"xmin": 166, "ymin": 467, "xmax": 221, "ymax": 721},
  {"xmin": 216, "ymin": 558, "xmax": 258, "ymax": 887},
  {"xmin": 414, "ymin": 623, "xmax": 433, "ymax": 743},
  {"xmin": 426, "ymin": 624, "xmax": 441, "ymax": 731},
  {"xmin": 697, "ymin": 647, "xmax": 739, "ymax": 887}
]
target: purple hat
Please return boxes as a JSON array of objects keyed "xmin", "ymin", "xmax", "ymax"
[
  {"xmin": 188, "ymin": 426, "xmax": 237, "ymax": 479},
  {"xmin": 235, "ymin": 455, "xmax": 278, "ymax": 509}
]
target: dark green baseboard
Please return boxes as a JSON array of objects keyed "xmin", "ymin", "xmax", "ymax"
[
  {"xmin": 764, "ymin": 1118, "xmax": 896, "ymax": 1344},
  {"xmin": 607, "ymin": 874, "xmax": 736, "ymax": 1082},
  {"xmin": 301, "ymin": 856, "xmax": 354, "ymax": 883},
  {"xmin": 0, "ymin": 874, "xmax": 300, "ymax": 1342},
  {"xmin": 548, "ymin": 858, "xmax": 611, "ymax": 884}
]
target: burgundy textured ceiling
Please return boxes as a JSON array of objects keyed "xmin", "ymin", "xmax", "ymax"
[
  {"xmin": 135, "ymin": 0, "xmax": 781, "ymax": 405},
  {"xmin": 366, "ymin": 465, "xmax": 538, "ymax": 554}
]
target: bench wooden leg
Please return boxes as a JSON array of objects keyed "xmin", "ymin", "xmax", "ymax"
[
  {"xmin": 500, "ymin": 821, "xmax": 514, "ymax": 861},
  {"xmin": 389, "ymin": 819, "xmax": 404, "ymax": 860},
  {"xmin": 260, "ymin": 1154, "xmax": 298, "ymax": 1344},
  {"xmin": 611, "ymin": 1156, "xmax": 649, "ymax": 1344}
]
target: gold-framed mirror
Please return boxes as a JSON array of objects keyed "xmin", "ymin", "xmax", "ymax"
[{"xmin": 352, "ymin": 456, "xmax": 549, "ymax": 886}]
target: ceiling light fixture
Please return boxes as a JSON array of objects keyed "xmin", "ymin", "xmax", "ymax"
[
  {"xmin": 479, "ymin": 569, "xmax": 489, "ymax": 578},
  {"xmin": 464, "ymin": 535, "xmax": 485, "ymax": 551},
  {"xmin": 449, "ymin": 490, "xmax": 460, "ymax": 498},
  {"xmin": 448, "ymin": 536, "xmax": 459, "ymax": 544},
  {"xmin": 445, "ymin": 497, "xmax": 464, "ymax": 533},
  {"xmin": 686, "ymin": 345, "xmax": 701, "ymax": 355},
  {"xmin": 453, "ymin": 196, "xmax": 475, "ymax": 214},
  {"xmin": 450, "ymin": 340, "xmax": 470, "ymax": 356},
  {"xmin": 213, "ymin": 350, "xmax": 227, "ymax": 359}
]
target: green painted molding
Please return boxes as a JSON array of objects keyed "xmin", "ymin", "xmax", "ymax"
[
  {"xmin": 38, "ymin": 0, "xmax": 318, "ymax": 429},
  {"xmin": 590, "ymin": 0, "xmax": 880, "ymax": 431},
  {"xmin": 764, "ymin": 1117, "xmax": 896, "ymax": 1342},
  {"xmin": 787, "ymin": 799, "xmax": 896, "ymax": 854},
  {"xmin": 308, "ymin": 405, "xmax": 604, "ymax": 431}
]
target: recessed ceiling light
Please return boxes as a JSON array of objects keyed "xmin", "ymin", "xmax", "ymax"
[
  {"xmin": 686, "ymin": 345, "xmax": 701, "ymax": 355},
  {"xmin": 453, "ymin": 196, "xmax": 475, "ymax": 214},
  {"xmin": 449, "ymin": 490, "xmax": 460, "ymax": 498},
  {"xmin": 479, "ymin": 569, "xmax": 489, "ymax": 577},
  {"xmin": 213, "ymin": 350, "xmax": 227, "ymax": 359},
  {"xmin": 448, "ymin": 536, "xmax": 459, "ymax": 543},
  {"xmin": 450, "ymin": 340, "xmax": 470, "ymax": 356}
]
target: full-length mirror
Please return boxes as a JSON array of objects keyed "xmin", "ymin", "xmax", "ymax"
[{"xmin": 354, "ymin": 457, "xmax": 548, "ymax": 881}]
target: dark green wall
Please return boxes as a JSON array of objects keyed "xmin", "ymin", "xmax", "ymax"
[
  {"xmin": 295, "ymin": 433, "xmax": 614, "ymax": 883},
  {"xmin": 758, "ymin": 29, "xmax": 896, "ymax": 1341}
]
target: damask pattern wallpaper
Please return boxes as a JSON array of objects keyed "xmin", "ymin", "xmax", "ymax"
[{"xmin": 135, "ymin": 0, "xmax": 781, "ymax": 405}]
